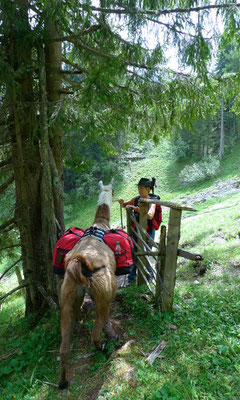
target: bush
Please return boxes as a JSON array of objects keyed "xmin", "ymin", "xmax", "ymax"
[
  {"xmin": 168, "ymin": 137, "xmax": 190, "ymax": 160},
  {"xmin": 179, "ymin": 156, "xmax": 220, "ymax": 184}
]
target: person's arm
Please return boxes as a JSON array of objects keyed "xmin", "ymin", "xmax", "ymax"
[
  {"xmin": 118, "ymin": 197, "xmax": 136, "ymax": 208},
  {"xmin": 147, "ymin": 203, "xmax": 156, "ymax": 220}
]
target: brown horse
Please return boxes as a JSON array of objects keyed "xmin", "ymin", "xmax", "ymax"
[{"xmin": 58, "ymin": 179, "xmax": 117, "ymax": 389}]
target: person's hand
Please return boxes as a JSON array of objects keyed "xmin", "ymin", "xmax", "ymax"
[
  {"xmin": 118, "ymin": 198, "xmax": 124, "ymax": 205},
  {"xmin": 126, "ymin": 205, "xmax": 139, "ymax": 212}
]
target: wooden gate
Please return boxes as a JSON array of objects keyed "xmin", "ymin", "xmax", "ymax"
[{"xmin": 125, "ymin": 199, "xmax": 203, "ymax": 312}]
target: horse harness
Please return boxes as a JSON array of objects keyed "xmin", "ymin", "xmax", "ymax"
[{"xmin": 81, "ymin": 226, "xmax": 106, "ymax": 242}]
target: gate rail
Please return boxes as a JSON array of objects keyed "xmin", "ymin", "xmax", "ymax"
[{"xmin": 126, "ymin": 199, "xmax": 203, "ymax": 312}]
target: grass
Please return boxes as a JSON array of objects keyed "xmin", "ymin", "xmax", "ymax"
[
  {"xmin": 64, "ymin": 139, "xmax": 240, "ymax": 229},
  {"xmin": 97, "ymin": 277, "xmax": 240, "ymax": 400},
  {"xmin": 1, "ymin": 139, "xmax": 240, "ymax": 399}
]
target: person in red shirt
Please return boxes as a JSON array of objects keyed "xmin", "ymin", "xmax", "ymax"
[{"xmin": 118, "ymin": 177, "xmax": 159, "ymax": 284}]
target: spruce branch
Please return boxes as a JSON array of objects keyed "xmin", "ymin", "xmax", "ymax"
[
  {"xmin": 90, "ymin": 3, "xmax": 240, "ymax": 17},
  {"xmin": 62, "ymin": 76, "xmax": 83, "ymax": 88},
  {"xmin": 52, "ymin": 24, "xmax": 101, "ymax": 42},
  {"xmin": 62, "ymin": 57, "xmax": 90, "ymax": 75},
  {"xmin": 71, "ymin": 39, "xmax": 153, "ymax": 70},
  {"xmin": 146, "ymin": 17, "xmax": 197, "ymax": 39}
]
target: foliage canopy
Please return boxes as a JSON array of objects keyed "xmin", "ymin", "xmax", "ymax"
[{"xmin": 1, "ymin": 0, "xmax": 240, "ymax": 313}]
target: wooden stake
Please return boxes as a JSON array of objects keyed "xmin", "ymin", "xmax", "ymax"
[
  {"xmin": 137, "ymin": 202, "xmax": 148, "ymax": 286},
  {"xmin": 155, "ymin": 225, "xmax": 166, "ymax": 301},
  {"xmin": 161, "ymin": 208, "xmax": 182, "ymax": 312}
]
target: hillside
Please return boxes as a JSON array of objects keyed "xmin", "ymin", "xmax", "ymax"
[
  {"xmin": 65, "ymin": 139, "xmax": 240, "ymax": 231},
  {"xmin": 0, "ymin": 141, "xmax": 240, "ymax": 400}
]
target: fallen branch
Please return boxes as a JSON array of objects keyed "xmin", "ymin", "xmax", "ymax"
[
  {"xmin": 75, "ymin": 351, "xmax": 95, "ymax": 359},
  {"xmin": 145, "ymin": 340, "xmax": 167, "ymax": 365},
  {"xmin": 0, "ymin": 349, "xmax": 18, "ymax": 362},
  {"xmin": 36, "ymin": 283, "xmax": 59, "ymax": 311},
  {"xmin": 35, "ymin": 378, "xmax": 58, "ymax": 387}
]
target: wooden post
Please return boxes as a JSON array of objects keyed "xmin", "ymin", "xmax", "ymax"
[
  {"xmin": 137, "ymin": 202, "xmax": 148, "ymax": 286},
  {"xmin": 126, "ymin": 208, "xmax": 132, "ymax": 237},
  {"xmin": 161, "ymin": 208, "xmax": 182, "ymax": 312},
  {"xmin": 155, "ymin": 225, "xmax": 166, "ymax": 301}
]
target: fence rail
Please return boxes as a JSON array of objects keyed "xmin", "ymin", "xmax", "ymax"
[{"xmin": 125, "ymin": 198, "xmax": 202, "ymax": 312}]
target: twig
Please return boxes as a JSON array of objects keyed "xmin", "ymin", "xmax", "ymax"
[
  {"xmin": 0, "ymin": 244, "xmax": 21, "ymax": 251},
  {"xmin": 0, "ymin": 281, "xmax": 29, "ymax": 304},
  {"xmin": 0, "ymin": 349, "xmax": 18, "ymax": 362},
  {"xmin": 35, "ymin": 378, "xmax": 58, "ymax": 387},
  {"xmin": 75, "ymin": 351, "xmax": 95, "ymax": 359},
  {"xmin": 0, "ymin": 257, "xmax": 22, "ymax": 281}
]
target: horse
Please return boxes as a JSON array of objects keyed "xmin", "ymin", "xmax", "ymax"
[{"xmin": 58, "ymin": 179, "xmax": 117, "ymax": 389}]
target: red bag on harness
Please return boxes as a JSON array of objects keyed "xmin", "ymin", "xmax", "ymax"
[
  {"xmin": 52, "ymin": 227, "xmax": 85, "ymax": 275},
  {"xmin": 103, "ymin": 229, "xmax": 135, "ymax": 276}
]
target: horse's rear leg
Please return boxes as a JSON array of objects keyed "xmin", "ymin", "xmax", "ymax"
[
  {"xmin": 59, "ymin": 283, "xmax": 85, "ymax": 389},
  {"xmin": 59, "ymin": 302, "xmax": 73, "ymax": 389},
  {"xmin": 59, "ymin": 286, "xmax": 85, "ymax": 389},
  {"xmin": 92, "ymin": 301, "xmax": 111, "ymax": 350}
]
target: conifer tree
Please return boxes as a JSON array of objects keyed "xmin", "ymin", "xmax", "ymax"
[{"xmin": 0, "ymin": 0, "xmax": 240, "ymax": 315}]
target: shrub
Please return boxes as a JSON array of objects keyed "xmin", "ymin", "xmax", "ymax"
[{"xmin": 179, "ymin": 156, "xmax": 220, "ymax": 184}]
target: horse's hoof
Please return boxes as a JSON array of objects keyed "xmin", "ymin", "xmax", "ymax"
[{"xmin": 58, "ymin": 380, "xmax": 69, "ymax": 390}]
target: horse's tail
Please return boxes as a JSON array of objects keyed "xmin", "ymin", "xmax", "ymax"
[{"xmin": 65, "ymin": 254, "xmax": 95, "ymax": 286}]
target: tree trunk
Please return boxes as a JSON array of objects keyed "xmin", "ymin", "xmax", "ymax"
[
  {"xmin": 219, "ymin": 95, "xmax": 225, "ymax": 160},
  {"xmin": 45, "ymin": 22, "xmax": 65, "ymax": 234},
  {"xmin": 5, "ymin": 2, "xmax": 64, "ymax": 316}
]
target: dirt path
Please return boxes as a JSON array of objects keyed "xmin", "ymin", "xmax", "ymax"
[
  {"xmin": 56, "ymin": 291, "xmax": 130, "ymax": 400},
  {"xmin": 178, "ymin": 174, "xmax": 240, "ymax": 205}
]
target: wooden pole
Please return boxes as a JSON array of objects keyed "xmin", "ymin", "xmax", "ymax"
[
  {"xmin": 120, "ymin": 204, "xmax": 123, "ymax": 229},
  {"xmin": 139, "ymin": 198, "xmax": 196, "ymax": 212},
  {"xmin": 126, "ymin": 208, "xmax": 132, "ymax": 236},
  {"xmin": 155, "ymin": 225, "xmax": 166, "ymax": 301},
  {"xmin": 161, "ymin": 208, "xmax": 182, "ymax": 312},
  {"xmin": 137, "ymin": 202, "xmax": 148, "ymax": 286}
]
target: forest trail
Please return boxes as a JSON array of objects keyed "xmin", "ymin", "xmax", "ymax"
[{"xmin": 178, "ymin": 174, "xmax": 240, "ymax": 205}]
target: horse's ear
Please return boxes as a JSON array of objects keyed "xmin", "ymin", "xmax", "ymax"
[
  {"xmin": 110, "ymin": 178, "xmax": 114, "ymax": 187},
  {"xmin": 99, "ymin": 180, "xmax": 104, "ymax": 190}
]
